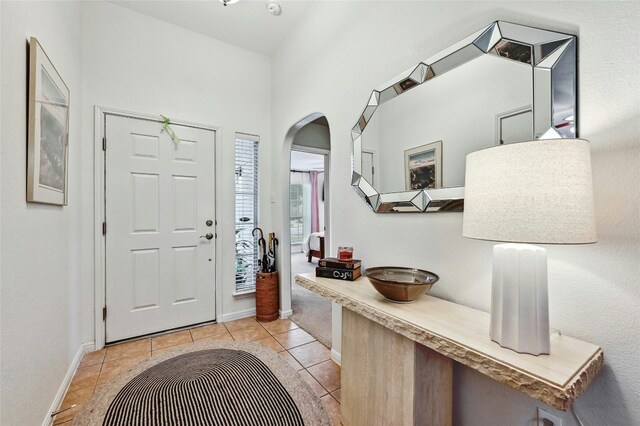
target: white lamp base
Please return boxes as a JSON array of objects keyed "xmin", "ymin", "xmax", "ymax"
[{"xmin": 490, "ymin": 243, "xmax": 550, "ymax": 355}]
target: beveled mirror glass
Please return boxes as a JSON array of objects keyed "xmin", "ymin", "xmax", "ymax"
[{"xmin": 351, "ymin": 21, "xmax": 577, "ymax": 213}]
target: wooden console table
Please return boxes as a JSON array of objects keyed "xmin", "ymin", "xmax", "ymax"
[{"xmin": 295, "ymin": 273, "xmax": 603, "ymax": 425}]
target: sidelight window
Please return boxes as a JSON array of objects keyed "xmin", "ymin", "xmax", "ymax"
[{"xmin": 234, "ymin": 133, "xmax": 259, "ymax": 293}]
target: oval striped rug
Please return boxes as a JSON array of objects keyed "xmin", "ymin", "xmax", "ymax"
[{"xmin": 73, "ymin": 341, "xmax": 330, "ymax": 426}]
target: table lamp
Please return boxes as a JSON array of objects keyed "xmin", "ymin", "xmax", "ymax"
[{"xmin": 463, "ymin": 139, "xmax": 596, "ymax": 355}]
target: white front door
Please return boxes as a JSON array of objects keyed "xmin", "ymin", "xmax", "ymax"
[{"xmin": 105, "ymin": 115, "xmax": 216, "ymax": 342}]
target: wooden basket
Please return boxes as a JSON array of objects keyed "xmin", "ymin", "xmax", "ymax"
[{"xmin": 255, "ymin": 271, "xmax": 279, "ymax": 322}]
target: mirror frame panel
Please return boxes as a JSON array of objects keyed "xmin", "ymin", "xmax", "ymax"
[{"xmin": 351, "ymin": 21, "xmax": 577, "ymax": 213}]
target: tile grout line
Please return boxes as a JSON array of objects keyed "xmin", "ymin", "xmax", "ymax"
[{"xmin": 255, "ymin": 317, "xmax": 339, "ymax": 398}]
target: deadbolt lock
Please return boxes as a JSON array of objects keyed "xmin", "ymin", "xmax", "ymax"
[{"xmin": 206, "ymin": 220, "xmax": 213, "ymax": 226}]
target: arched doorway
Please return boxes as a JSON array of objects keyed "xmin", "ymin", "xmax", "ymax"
[{"xmin": 279, "ymin": 113, "xmax": 331, "ymax": 347}]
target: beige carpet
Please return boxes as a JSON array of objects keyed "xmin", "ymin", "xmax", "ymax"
[
  {"xmin": 73, "ymin": 340, "xmax": 330, "ymax": 426},
  {"xmin": 290, "ymin": 252, "xmax": 332, "ymax": 348}
]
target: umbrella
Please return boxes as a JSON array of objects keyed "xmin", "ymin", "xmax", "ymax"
[
  {"xmin": 252, "ymin": 227, "xmax": 267, "ymax": 273},
  {"xmin": 267, "ymin": 232, "xmax": 279, "ymax": 272}
]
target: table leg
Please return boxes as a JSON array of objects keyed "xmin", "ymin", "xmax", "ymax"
[{"xmin": 341, "ymin": 308, "xmax": 452, "ymax": 426}]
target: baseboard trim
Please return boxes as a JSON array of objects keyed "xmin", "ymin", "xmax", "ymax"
[
  {"xmin": 279, "ymin": 309, "xmax": 293, "ymax": 319},
  {"xmin": 221, "ymin": 308, "xmax": 256, "ymax": 322},
  {"xmin": 331, "ymin": 348, "xmax": 342, "ymax": 366},
  {"xmin": 42, "ymin": 342, "xmax": 93, "ymax": 426}
]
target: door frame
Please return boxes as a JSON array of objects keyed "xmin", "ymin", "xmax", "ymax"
[
  {"xmin": 288, "ymin": 144, "xmax": 331, "ymax": 280},
  {"xmin": 495, "ymin": 104, "xmax": 532, "ymax": 145},
  {"xmin": 361, "ymin": 148, "xmax": 375, "ymax": 186},
  {"xmin": 279, "ymin": 113, "xmax": 331, "ymax": 317},
  {"xmin": 93, "ymin": 106, "xmax": 222, "ymax": 349}
]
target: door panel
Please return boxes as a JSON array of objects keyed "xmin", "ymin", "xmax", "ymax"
[
  {"xmin": 132, "ymin": 248, "xmax": 159, "ymax": 309},
  {"xmin": 105, "ymin": 115, "xmax": 216, "ymax": 342},
  {"xmin": 173, "ymin": 175, "xmax": 198, "ymax": 230}
]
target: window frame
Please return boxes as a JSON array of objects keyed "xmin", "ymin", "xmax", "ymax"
[
  {"xmin": 234, "ymin": 133, "xmax": 260, "ymax": 294},
  {"xmin": 289, "ymin": 183, "xmax": 304, "ymax": 245}
]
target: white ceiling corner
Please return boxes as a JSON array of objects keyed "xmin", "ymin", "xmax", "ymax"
[{"xmin": 110, "ymin": 0, "xmax": 315, "ymax": 57}]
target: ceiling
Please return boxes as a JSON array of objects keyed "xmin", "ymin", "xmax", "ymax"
[
  {"xmin": 291, "ymin": 151, "xmax": 324, "ymax": 171},
  {"xmin": 111, "ymin": 0, "xmax": 314, "ymax": 56}
]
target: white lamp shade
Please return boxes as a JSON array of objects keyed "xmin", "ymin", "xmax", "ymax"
[{"xmin": 463, "ymin": 139, "xmax": 596, "ymax": 244}]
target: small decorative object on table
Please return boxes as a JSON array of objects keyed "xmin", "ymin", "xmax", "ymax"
[
  {"xmin": 316, "ymin": 256, "xmax": 362, "ymax": 281},
  {"xmin": 463, "ymin": 139, "xmax": 596, "ymax": 355},
  {"xmin": 316, "ymin": 266, "xmax": 361, "ymax": 281},
  {"xmin": 319, "ymin": 257, "xmax": 361, "ymax": 269},
  {"xmin": 337, "ymin": 246, "xmax": 354, "ymax": 261},
  {"xmin": 365, "ymin": 266, "xmax": 439, "ymax": 303}
]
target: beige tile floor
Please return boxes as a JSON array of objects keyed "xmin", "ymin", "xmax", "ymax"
[{"xmin": 52, "ymin": 317, "xmax": 341, "ymax": 425}]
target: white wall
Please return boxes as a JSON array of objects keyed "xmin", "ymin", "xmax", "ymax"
[
  {"xmin": 0, "ymin": 1, "xmax": 83, "ymax": 424},
  {"xmin": 271, "ymin": 2, "xmax": 640, "ymax": 425},
  {"xmin": 292, "ymin": 122, "xmax": 330, "ymax": 151},
  {"xmin": 80, "ymin": 1, "xmax": 272, "ymax": 340}
]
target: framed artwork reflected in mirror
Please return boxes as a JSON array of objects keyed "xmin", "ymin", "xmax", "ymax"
[{"xmin": 404, "ymin": 141, "xmax": 442, "ymax": 190}]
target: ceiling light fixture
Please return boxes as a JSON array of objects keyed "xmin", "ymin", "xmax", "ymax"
[
  {"xmin": 219, "ymin": 0, "xmax": 239, "ymax": 6},
  {"xmin": 267, "ymin": 1, "xmax": 281, "ymax": 15}
]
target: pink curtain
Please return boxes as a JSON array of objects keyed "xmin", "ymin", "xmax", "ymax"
[{"xmin": 310, "ymin": 171, "xmax": 319, "ymax": 233}]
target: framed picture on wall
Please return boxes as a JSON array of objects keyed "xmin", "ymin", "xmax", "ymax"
[
  {"xmin": 27, "ymin": 37, "xmax": 70, "ymax": 205},
  {"xmin": 404, "ymin": 140, "xmax": 442, "ymax": 190}
]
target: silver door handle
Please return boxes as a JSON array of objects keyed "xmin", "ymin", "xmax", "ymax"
[{"xmin": 200, "ymin": 233, "xmax": 214, "ymax": 240}]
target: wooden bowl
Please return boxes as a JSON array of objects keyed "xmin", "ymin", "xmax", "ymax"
[{"xmin": 364, "ymin": 266, "xmax": 439, "ymax": 303}]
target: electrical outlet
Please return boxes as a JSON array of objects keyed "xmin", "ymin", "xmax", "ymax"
[{"xmin": 538, "ymin": 407, "xmax": 562, "ymax": 426}]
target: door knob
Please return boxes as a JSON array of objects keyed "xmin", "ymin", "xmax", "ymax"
[{"xmin": 200, "ymin": 233, "xmax": 214, "ymax": 240}]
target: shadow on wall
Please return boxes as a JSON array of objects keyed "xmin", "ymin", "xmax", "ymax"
[
  {"xmin": 581, "ymin": 116, "xmax": 640, "ymax": 314},
  {"xmin": 452, "ymin": 364, "xmax": 634, "ymax": 425},
  {"xmin": 575, "ymin": 117, "xmax": 639, "ymax": 425},
  {"xmin": 589, "ymin": 116, "xmax": 640, "ymax": 245},
  {"xmin": 578, "ymin": 364, "xmax": 635, "ymax": 425}
]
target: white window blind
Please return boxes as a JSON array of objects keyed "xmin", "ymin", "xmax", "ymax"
[{"xmin": 235, "ymin": 133, "xmax": 259, "ymax": 293}]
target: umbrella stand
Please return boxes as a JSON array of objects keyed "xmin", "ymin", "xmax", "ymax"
[
  {"xmin": 255, "ymin": 270, "xmax": 278, "ymax": 322},
  {"xmin": 255, "ymin": 230, "xmax": 279, "ymax": 322}
]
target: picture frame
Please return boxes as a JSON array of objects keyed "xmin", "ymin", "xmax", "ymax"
[
  {"xmin": 404, "ymin": 141, "xmax": 442, "ymax": 190},
  {"xmin": 27, "ymin": 37, "xmax": 70, "ymax": 205}
]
